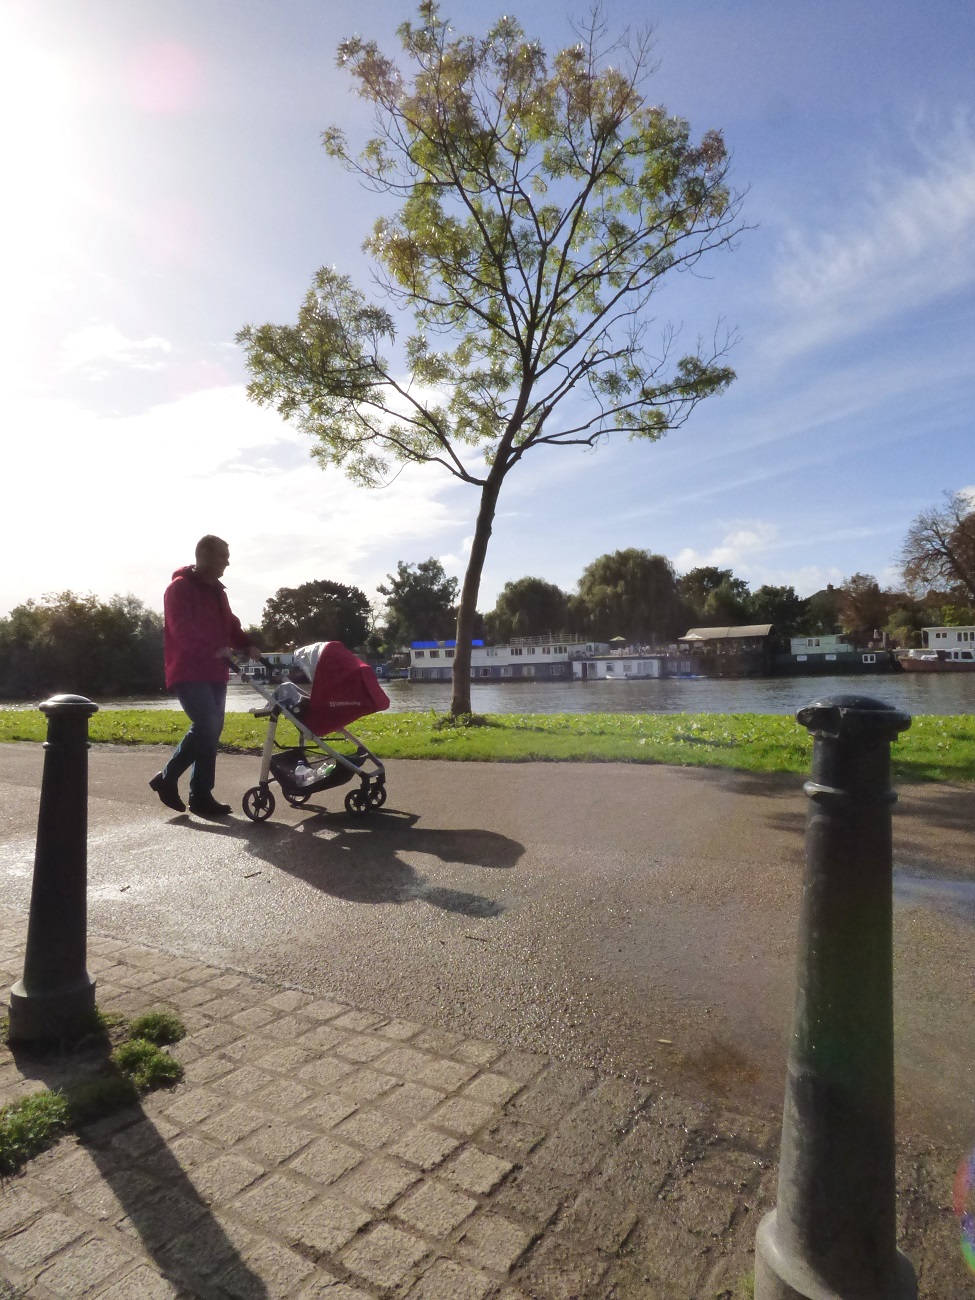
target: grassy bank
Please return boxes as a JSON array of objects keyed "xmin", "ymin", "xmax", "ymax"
[{"xmin": 1, "ymin": 708, "xmax": 973, "ymax": 783}]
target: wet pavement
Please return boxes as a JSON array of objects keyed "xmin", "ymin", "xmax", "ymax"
[{"xmin": 0, "ymin": 743, "xmax": 973, "ymax": 1155}]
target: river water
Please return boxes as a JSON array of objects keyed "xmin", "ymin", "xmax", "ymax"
[{"xmin": 32, "ymin": 672, "xmax": 974, "ymax": 716}]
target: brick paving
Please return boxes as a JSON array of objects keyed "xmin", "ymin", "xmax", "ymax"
[{"xmin": 0, "ymin": 911, "xmax": 964, "ymax": 1299}]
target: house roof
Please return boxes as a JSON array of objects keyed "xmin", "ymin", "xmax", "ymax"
[{"xmin": 681, "ymin": 625, "xmax": 774, "ymax": 641}]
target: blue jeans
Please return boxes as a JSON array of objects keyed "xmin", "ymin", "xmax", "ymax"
[{"xmin": 163, "ymin": 682, "xmax": 227, "ymax": 801}]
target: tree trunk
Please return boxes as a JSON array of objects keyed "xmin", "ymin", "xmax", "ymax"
[{"xmin": 451, "ymin": 476, "xmax": 502, "ymax": 715}]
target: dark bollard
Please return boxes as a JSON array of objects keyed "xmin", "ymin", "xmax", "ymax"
[
  {"xmin": 8, "ymin": 695, "xmax": 98, "ymax": 1041},
  {"xmin": 755, "ymin": 695, "xmax": 917, "ymax": 1300}
]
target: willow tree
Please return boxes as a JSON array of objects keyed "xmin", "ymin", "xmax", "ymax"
[{"xmin": 238, "ymin": 2, "xmax": 741, "ymax": 713}]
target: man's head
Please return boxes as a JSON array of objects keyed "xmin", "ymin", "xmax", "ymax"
[{"xmin": 194, "ymin": 535, "xmax": 230, "ymax": 582}]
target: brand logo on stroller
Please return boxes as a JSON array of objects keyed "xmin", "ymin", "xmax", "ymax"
[{"xmin": 329, "ymin": 700, "xmax": 360, "ymax": 707}]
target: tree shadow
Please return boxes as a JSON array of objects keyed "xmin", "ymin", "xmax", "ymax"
[
  {"xmin": 176, "ymin": 805, "xmax": 523, "ymax": 918},
  {"xmin": 7, "ymin": 1040, "xmax": 267, "ymax": 1297}
]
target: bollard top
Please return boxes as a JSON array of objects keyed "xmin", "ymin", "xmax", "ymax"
[
  {"xmin": 39, "ymin": 694, "xmax": 99, "ymax": 716},
  {"xmin": 796, "ymin": 694, "xmax": 910, "ymax": 743}
]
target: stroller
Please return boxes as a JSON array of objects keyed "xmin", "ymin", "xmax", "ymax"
[{"xmin": 235, "ymin": 642, "xmax": 390, "ymax": 822}]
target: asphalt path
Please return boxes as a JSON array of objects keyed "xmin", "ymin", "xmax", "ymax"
[{"xmin": 0, "ymin": 742, "xmax": 973, "ymax": 1148}]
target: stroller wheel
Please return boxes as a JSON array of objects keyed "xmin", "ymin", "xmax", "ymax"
[
  {"xmin": 368, "ymin": 783, "xmax": 387, "ymax": 809},
  {"xmin": 344, "ymin": 788, "xmax": 369, "ymax": 817},
  {"xmin": 283, "ymin": 789, "xmax": 311, "ymax": 807},
  {"xmin": 242, "ymin": 786, "xmax": 276, "ymax": 822}
]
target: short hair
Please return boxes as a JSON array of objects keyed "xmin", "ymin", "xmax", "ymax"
[{"xmin": 195, "ymin": 535, "xmax": 228, "ymax": 561}]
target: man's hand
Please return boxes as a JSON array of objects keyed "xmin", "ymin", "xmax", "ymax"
[{"xmin": 246, "ymin": 645, "xmax": 263, "ymax": 661}]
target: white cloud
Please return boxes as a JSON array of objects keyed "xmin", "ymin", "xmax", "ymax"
[
  {"xmin": 675, "ymin": 522, "xmax": 781, "ymax": 575},
  {"xmin": 768, "ymin": 113, "xmax": 975, "ymax": 358},
  {"xmin": 1, "ymin": 386, "xmax": 470, "ymax": 624},
  {"xmin": 61, "ymin": 322, "xmax": 174, "ymax": 372}
]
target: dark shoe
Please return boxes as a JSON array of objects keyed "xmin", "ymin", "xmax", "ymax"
[
  {"xmin": 188, "ymin": 796, "xmax": 232, "ymax": 817},
  {"xmin": 150, "ymin": 772, "xmax": 185, "ymax": 812}
]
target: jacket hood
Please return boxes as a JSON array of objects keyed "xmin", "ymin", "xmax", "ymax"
[{"xmin": 171, "ymin": 564, "xmax": 225, "ymax": 588}]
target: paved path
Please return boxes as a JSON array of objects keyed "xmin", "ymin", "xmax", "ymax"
[
  {"xmin": 0, "ymin": 745, "xmax": 972, "ymax": 1296},
  {"xmin": 0, "ymin": 913, "xmax": 963, "ymax": 1299}
]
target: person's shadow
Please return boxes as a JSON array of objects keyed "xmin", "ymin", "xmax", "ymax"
[{"xmin": 177, "ymin": 805, "xmax": 523, "ymax": 918}]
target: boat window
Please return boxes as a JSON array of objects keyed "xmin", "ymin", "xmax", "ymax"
[{"xmin": 964, "ymin": 652, "xmax": 973, "ymax": 660}]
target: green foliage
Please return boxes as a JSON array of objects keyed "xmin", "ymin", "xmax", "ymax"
[
  {"xmin": 486, "ymin": 576, "xmax": 569, "ymax": 643},
  {"xmin": 0, "ymin": 1090, "xmax": 70, "ymax": 1176},
  {"xmin": 127, "ymin": 1011, "xmax": 186, "ymax": 1046},
  {"xmin": 111, "ymin": 1039, "xmax": 182, "ymax": 1091},
  {"xmin": 63, "ymin": 1074, "xmax": 139, "ymax": 1127},
  {"xmin": 378, "ymin": 559, "xmax": 459, "ymax": 647},
  {"xmin": 837, "ymin": 573, "xmax": 891, "ymax": 638},
  {"xmin": 747, "ymin": 585, "xmax": 806, "ymax": 637},
  {"xmin": 261, "ymin": 579, "xmax": 371, "ymax": 650},
  {"xmin": 678, "ymin": 567, "xmax": 750, "ymax": 627},
  {"xmin": 578, "ymin": 550, "xmax": 684, "ymax": 642},
  {"xmin": 0, "ymin": 591, "xmax": 164, "ymax": 700}
]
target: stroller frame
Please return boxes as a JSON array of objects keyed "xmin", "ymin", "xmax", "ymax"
[{"xmin": 234, "ymin": 658, "xmax": 386, "ymax": 822}]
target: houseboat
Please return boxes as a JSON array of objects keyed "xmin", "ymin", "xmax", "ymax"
[
  {"xmin": 774, "ymin": 634, "xmax": 896, "ymax": 675},
  {"xmin": 409, "ymin": 636, "xmax": 609, "ymax": 682},
  {"xmin": 678, "ymin": 625, "xmax": 775, "ymax": 677},
  {"xmin": 898, "ymin": 625, "xmax": 975, "ymax": 672}
]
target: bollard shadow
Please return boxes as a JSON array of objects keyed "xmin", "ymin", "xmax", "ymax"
[
  {"xmin": 7, "ymin": 1040, "xmax": 267, "ymax": 1297},
  {"xmin": 176, "ymin": 806, "xmax": 522, "ymax": 918}
]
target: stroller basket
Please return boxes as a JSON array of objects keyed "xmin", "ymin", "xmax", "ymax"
[{"xmin": 270, "ymin": 747, "xmax": 365, "ymax": 795}]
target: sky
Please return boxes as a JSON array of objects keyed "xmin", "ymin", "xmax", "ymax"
[{"xmin": 2, "ymin": 0, "xmax": 973, "ymax": 626}]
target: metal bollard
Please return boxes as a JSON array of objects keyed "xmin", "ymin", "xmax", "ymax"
[
  {"xmin": 755, "ymin": 695, "xmax": 917, "ymax": 1300},
  {"xmin": 8, "ymin": 695, "xmax": 98, "ymax": 1041}
]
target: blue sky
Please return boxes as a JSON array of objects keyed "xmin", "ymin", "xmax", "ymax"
[{"xmin": 2, "ymin": 0, "xmax": 973, "ymax": 626}]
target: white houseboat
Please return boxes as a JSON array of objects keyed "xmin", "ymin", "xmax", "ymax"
[
  {"xmin": 409, "ymin": 636, "xmax": 609, "ymax": 682},
  {"xmin": 899, "ymin": 626, "xmax": 975, "ymax": 672}
]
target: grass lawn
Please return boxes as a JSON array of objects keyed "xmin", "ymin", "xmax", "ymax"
[{"xmin": 1, "ymin": 708, "xmax": 973, "ymax": 783}]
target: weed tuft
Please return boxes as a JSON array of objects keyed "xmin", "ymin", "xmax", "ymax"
[
  {"xmin": 127, "ymin": 1011, "xmax": 186, "ymax": 1046},
  {"xmin": 64, "ymin": 1074, "xmax": 139, "ymax": 1127},
  {"xmin": 111, "ymin": 1039, "xmax": 182, "ymax": 1091},
  {"xmin": 0, "ymin": 1091, "xmax": 70, "ymax": 1176}
]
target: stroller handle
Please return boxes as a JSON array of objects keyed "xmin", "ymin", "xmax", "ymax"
[{"xmin": 224, "ymin": 650, "xmax": 277, "ymax": 673}]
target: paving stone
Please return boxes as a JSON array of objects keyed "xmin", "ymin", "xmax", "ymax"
[
  {"xmin": 335, "ymin": 1035, "xmax": 390, "ymax": 1065},
  {"xmin": 334, "ymin": 1069, "xmax": 400, "ymax": 1103},
  {"xmin": 0, "ymin": 1213, "xmax": 85, "ymax": 1271},
  {"xmin": 492, "ymin": 1164, "xmax": 578, "ymax": 1229},
  {"xmin": 249, "ymin": 1077, "xmax": 313, "ymax": 1112},
  {"xmin": 97, "ymin": 1264, "xmax": 184, "ymax": 1298},
  {"xmin": 429, "ymin": 1097, "xmax": 495, "ymax": 1137},
  {"xmin": 216, "ymin": 1065, "xmax": 271, "ymax": 1097},
  {"xmin": 388, "ymin": 1126, "xmax": 461, "ymax": 1171},
  {"xmin": 303, "ymin": 999, "xmax": 350, "ymax": 1023},
  {"xmin": 181, "ymin": 1054, "xmax": 235, "ymax": 1085},
  {"xmin": 263, "ymin": 1014, "xmax": 314, "ymax": 1042},
  {"xmin": 504, "ymin": 1065, "xmax": 593, "ymax": 1124},
  {"xmin": 188, "ymin": 1023, "xmax": 243, "ymax": 1053},
  {"xmin": 191, "ymin": 1152, "xmax": 265, "ymax": 1202},
  {"xmin": 411, "ymin": 1028, "xmax": 466, "ymax": 1056},
  {"xmin": 457, "ymin": 1213, "xmax": 533, "ymax": 1273},
  {"xmin": 335, "ymin": 1156, "xmax": 421, "ymax": 1210},
  {"xmin": 242, "ymin": 1120, "xmax": 316, "ymax": 1165},
  {"xmin": 378, "ymin": 1082, "xmax": 446, "ymax": 1121},
  {"xmin": 375, "ymin": 1019, "xmax": 422, "ymax": 1042},
  {"xmin": 32, "ymin": 1145, "xmax": 103, "ymax": 1195},
  {"xmin": 333, "ymin": 1108, "xmax": 402, "ymax": 1150},
  {"xmin": 394, "ymin": 1180, "xmax": 477, "ymax": 1238},
  {"xmin": 162, "ymin": 1086, "xmax": 225, "ymax": 1127},
  {"xmin": 167, "ymin": 1134, "xmax": 223, "ymax": 1170},
  {"xmin": 461, "ymin": 1074, "xmax": 521, "ymax": 1108},
  {"xmin": 297, "ymin": 1274, "xmax": 373, "ymax": 1299},
  {"xmin": 200, "ymin": 1103, "xmax": 267, "ymax": 1144},
  {"xmin": 409, "ymin": 1257, "xmax": 496, "ymax": 1299},
  {"xmin": 232, "ymin": 1005, "xmax": 279, "ymax": 1031},
  {"xmin": 215, "ymin": 1237, "xmax": 316, "ymax": 1299},
  {"xmin": 342, "ymin": 1223, "xmax": 429, "ymax": 1288},
  {"xmin": 0, "ymin": 1185, "xmax": 47, "ymax": 1235},
  {"xmin": 452, "ymin": 1040, "xmax": 505, "ymax": 1068},
  {"xmin": 376, "ymin": 1047, "xmax": 441, "ymax": 1080},
  {"xmin": 233, "ymin": 1173, "xmax": 318, "ymax": 1227},
  {"xmin": 299, "ymin": 1025, "xmax": 348, "ymax": 1052},
  {"xmin": 70, "ymin": 1170, "xmax": 159, "ymax": 1225},
  {"xmin": 298, "ymin": 1057, "xmax": 356, "ymax": 1088},
  {"xmin": 109, "ymin": 1115, "xmax": 178, "ymax": 1159},
  {"xmin": 491, "ymin": 1051, "xmax": 548, "ymax": 1085},
  {"xmin": 288, "ymin": 1136, "xmax": 364, "ymax": 1184},
  {"xmin": 555, "ymin": 1186, "xmax": 639, "ymax": 1252},
  {"xmin": 262, "ymin": 1044, "xmax": 318, "ymax": 1074},
  {"xmin": 264, "ymin": 989, "xmax": 313, "ymax": 1012},
  {"xmin": 442, "ymin": 1148, "xmax": 514, "ymax": 1196},
  {"xmin": 480, "ymin": 1116, "xmax": 547, "ymax": 1162},
  {"xmin": 297, "ymin": 1095, "xmax": 359, "ymax": 1130},
  {"xmin": 514, "ymin": 1232, "xmax": 611, "ymax": 1300},
  {"xmin": 207, "ymin": 973, "xmax": 248, "ymax": 992},
  {"xmin": 333, "ymin": 1010, "xmax": 386, "ymax": 1033},
  {"xmin": 36, "ymin": 1234, "xmax": 134, "ymax": 1296},
  {"xmin": 115, "ymin": 1189, "xmax": 207, "ymax": 1250},
  {"xmin": 289, "ymin": 1197, "xmax": 372, "ymax": 1254},
  {"xmin": 205, "ymin": 993, "xmax": 259, "ymax": 1020}
]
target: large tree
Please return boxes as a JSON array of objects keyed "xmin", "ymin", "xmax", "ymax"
[
  {"xmin": 486, "ymin": 576, "xmax": 569, "ymax": 642},
  {"xmin": 677, "ymin": 566, "xmax": 748, "ymax": 625},
  {"xmin": 576, "ymin": 548, "xmax": 683, "ymax": 642},
  {"xmin": 378, "ymin": 558, "xmax": 459, "ymax": 647},
  {"xmin": 238, "ymin": 4, "xmax": 740, "ymax": 713},
  {"xmin": 261, "ymin": 580, "xmax": 371, "ymax": 649},
  {"xmin": 900, "ymin": 491, "xmax": 975, "ymax": 602},
  {"xmin": 837, "ymin": 573, "xmax": 891, "ymax": 641},
  {"xmin": 747, "ymin": 584, "xmax": 805, "ymax": 636}
]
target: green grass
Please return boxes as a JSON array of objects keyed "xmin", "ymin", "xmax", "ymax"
[
  {"xmin": 1, "ymin": 707, "xmax": 973, "ymax": 783},
  {"xmin": 0, "ymin": 1007, "xmax": 187, "ymax": 1177}
]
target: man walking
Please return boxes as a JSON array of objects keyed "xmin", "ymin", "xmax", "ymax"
[{"xmin": 150, "ymin": 535, "xmax": 262, "ymax": 817}]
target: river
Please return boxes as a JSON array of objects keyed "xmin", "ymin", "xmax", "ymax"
[{"xmin": 21, "ymin": 672, "xmax": 973, "ymax": 716}]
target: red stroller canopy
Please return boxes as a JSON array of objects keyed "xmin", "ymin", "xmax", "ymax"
[{"xmin": 302, "ymin": 642, "xmax": 390, "ymax": 735}]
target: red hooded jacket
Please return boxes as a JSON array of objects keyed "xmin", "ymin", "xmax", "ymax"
[{"xmin": 163, "ymin": 565, "xmax": 250, "ymax": 688}]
